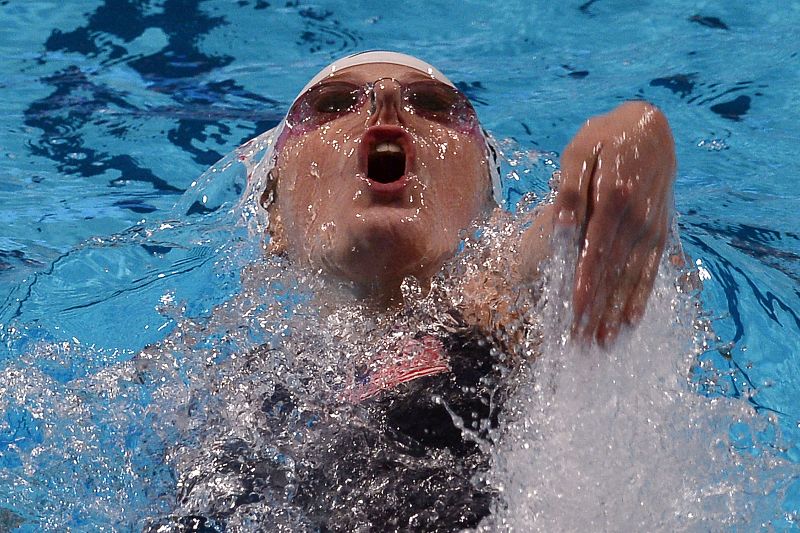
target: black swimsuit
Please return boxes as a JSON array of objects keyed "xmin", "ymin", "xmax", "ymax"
[{"xmin": 146, "ymin": 328, "xmax": 510, "ymax": 532}]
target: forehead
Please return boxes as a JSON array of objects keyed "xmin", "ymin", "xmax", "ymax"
[{"xmin": 321, "ymin": 63, "xmax": 438, "ymax": 84}]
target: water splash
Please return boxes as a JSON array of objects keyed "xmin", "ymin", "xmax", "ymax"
[
  {"xmin": 0, "ymin": 137, "xmax": 797, "ymax": 531},
  {"xmin": 483, "ymin": 235, "xmax": 800, "ymax": 531}
]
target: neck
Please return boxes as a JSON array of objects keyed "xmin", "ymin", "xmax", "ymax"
[
  {"xmin": 350, "ymin": 275, "xmax": 410, "ymax": 308},
  {"xmin": 325, "ymin": 270, "xmax": 434, "ymax": 311}
]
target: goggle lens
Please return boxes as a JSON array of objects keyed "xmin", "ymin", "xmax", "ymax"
[{"xmin": 286, "ymin": 79, "xmax": 476, "ymax": 132}]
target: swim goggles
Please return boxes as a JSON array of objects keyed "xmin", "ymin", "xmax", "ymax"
[{"xmin": 285, "ymin": 77, "xmax": 478, "ymax": 132}]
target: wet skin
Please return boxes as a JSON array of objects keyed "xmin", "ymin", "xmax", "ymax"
[
  {"xmin": 269, "ymin": 63, "xmax": 493, "ymax": 298},
  {"xmin": 268, "ymin": 64, "xmax": 677, "ymax": 346},
  {"xmin": 553, "ymin": 101, "xmax": 677, "ymax": 345}
]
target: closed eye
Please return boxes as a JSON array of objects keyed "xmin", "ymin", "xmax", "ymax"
[
  {"xmin": 309, "ymin": 83, "xmax": 361, "ymax": 113},
  {"xmin": 405, "ymin": 82, "xmax": 458, "ymax": 113}
]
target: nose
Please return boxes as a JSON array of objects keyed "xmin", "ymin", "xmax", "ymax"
[{"xmin": 367, "ymin": 78, "xmax": 406, "ymax": 126}]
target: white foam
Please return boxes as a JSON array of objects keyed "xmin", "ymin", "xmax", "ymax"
[{"xmin": 482, "ymin": 241, "xmax": 799, "ymax": 531}]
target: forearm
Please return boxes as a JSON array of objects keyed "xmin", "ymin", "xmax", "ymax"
[
  {"xmin": 454, "ymin": 204, "xmax": 556, "ymax": 338},
  {"xmin": 515, "ymin": 202, "xmax": 557, "ymax": 283}
]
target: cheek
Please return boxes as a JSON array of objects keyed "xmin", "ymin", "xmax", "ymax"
[
  {"xmin": 281, "ymin": 126, "xmax": 361, "ymax": 179},
  {"xmin": 275, "ymin": 130, "xmax": 363, "ymax": 226},
  {"xmin": 420, "ymin": 130, "xmax": 487, "ymax": 198}
]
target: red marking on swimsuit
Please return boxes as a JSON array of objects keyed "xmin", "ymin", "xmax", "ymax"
[{"xmin": 347, "ymin": 335, "xmax": 449, "ymax": 403}]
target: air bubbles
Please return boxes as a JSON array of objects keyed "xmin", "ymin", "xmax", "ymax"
[
  {"xmin": 515, "ymin": 191, "xmax": 539, "ymax": 215},
  {"xmin": 697, "ymin": 138, "xmax": 729, "ymax": 151}
]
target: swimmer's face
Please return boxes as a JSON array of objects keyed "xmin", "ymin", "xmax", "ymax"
[{"xmin": 271, "ymin": 63, "xmax": 494, "ymax": 294}]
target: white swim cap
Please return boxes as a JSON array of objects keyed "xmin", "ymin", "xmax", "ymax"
[{"xmin": 294, "ymin": 51, "xmax": 456, "ymax": 103}]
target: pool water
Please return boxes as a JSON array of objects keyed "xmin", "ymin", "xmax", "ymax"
[{"xmin": 0, "ymin": 0, "xmax": 798, "ymax": 530}]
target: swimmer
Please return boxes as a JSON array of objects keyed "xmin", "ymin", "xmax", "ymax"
[
  {"xmin": 258, "ymin": 50, "xmax": 677, "ymax": 346},
  {"xmin": 147, "ymin": 51, "xmax": 678, "ymax": 531}
]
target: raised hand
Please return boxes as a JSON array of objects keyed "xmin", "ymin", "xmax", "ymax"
[{"xmin": 553, "ymin": 101, "xmax": 677, "ymax": 346}]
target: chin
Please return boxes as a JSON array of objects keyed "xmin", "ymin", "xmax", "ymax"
[{"xmin": 316, "ymin": 207, "xmax": 452, "ymax": 290}]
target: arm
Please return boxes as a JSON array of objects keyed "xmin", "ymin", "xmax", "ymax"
[{"xmin": 519, "ymin": 101, "xmax": 677, "ymax": 346}]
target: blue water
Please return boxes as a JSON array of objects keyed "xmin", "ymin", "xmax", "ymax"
[{"xmin": 0, "ymin": 1, "xmax": 798, "ymax": 530}]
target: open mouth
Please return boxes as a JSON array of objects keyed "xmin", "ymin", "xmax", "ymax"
[
  {"xmin": 368, "ymin": 141, "xmax": 406, "ymax": 183},
  {"xmin": 359, "ymin": 126, "xmax": 415, "ymax": 196}
]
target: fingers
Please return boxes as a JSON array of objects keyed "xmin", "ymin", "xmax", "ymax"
[
  {"xmin": 594, "ymin": 240, "xmax": 651, "ymax": 346},
  {"xmin": 597, "ymin": 205, "xmax": 668, "ymax": 346},
  {"xmin": 583, "ymin": 236, "xmax": 643, "ymax": 345},
  {"xmin": 571, "ymin": 143, "xmax": 645, "ymax": 336},
  {"xmin": 576, "ymin": 177, "xmax": 669, "ymax": 346},
  {"xmin": 554, "ymin": 127, "xmax": 602, "ymax": 228},
  {"xmin": 571, "ymin": 180, "xmax": 629, "ymax": 334},
  {"xmin": 555, "ymin": 103, "xmax": 677, "ymax": 348},
  {"xmin": 624, "ymin": 230, "xmax": 667, "ymax": 325}
]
